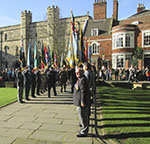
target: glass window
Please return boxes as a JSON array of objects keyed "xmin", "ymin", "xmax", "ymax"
[
  {"xmin": 91, "ymin": 28, "xmax": 99, "ymax": 36},
  {"xmin": 143, "ymin": 32, "xmax": 150, "ymax": 47},
  {"xmin": 113, "ymin": 32, "xmax": 134, "ymax": 49},
  {"xmin": 4, "ymin": 34, "xmax": 7, "ymax": 41},
  {"xmin": 117, "ymin": 55, "xmax": 124, "ymax": 68},
  {"xmin": 92, "ymin": 43, "xmax": 99, "ymax": 54}
]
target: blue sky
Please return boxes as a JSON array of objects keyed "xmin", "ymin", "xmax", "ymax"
[{"xmin": 0, "ymin": 0, "xmax": 150, "ymax": 27}]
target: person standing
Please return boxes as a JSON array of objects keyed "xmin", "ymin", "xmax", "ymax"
[
  {"xmin": 73, "ymin": 67, "xmax": 90, "ymax": 137},
  {"xmin": 46, "ymin": 67, "xmax": 57, "ymax": 97},
  {"xmin": 59, "ymin": 66, "xmax": 68, "ymax": 92},
  {"xmin": 36, "ymin": 68, "xmax": 41, "ymax": 96},
  {"xmin": 23, "ymin": 66, "xmax": 32, "ymax": 100},
  {"xmin": 31, "ymin": 69, "xmax": 37, "ymax": 98},
  {"xmin": 68, "ymin": 67, "xmax": 77, "ymax": 93},
  {"xmin": 16, "ymin": 67, "xmax": 25, "ymax": 103}
]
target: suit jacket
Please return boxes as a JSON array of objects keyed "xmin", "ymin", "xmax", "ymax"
[
  {"xmin": 73, "ymin": 75, "xmax": 90, "ymax": 107},
  {"xmin": 16, "ymin": 71, "xmax": 24, "ymax": 87}
]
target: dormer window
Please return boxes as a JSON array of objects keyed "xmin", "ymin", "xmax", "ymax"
[{"xmin": 91, "ymin": 28, "xmax": 99, "ymax": 36}]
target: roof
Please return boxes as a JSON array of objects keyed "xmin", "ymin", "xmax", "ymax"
[
  {"xmin": 128, "ymin": 10, "xmax": 150, "ymax": 19},
  {"xmin": 84, "ymin": 18, "xmax": 113, "ymax": 37}
]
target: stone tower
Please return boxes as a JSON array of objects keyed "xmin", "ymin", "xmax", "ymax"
[
  {"xmin": 47, "ymin": 6, "xmax": 60, "ymax": 51},
  {"xmin": 94, "ymin": 0, "xmax": 107, "ymax": 20},
  {"xmin": 21, "ymin": 10, "xmax": 32, "ymax": 56}
]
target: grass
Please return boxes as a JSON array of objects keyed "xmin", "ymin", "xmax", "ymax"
[
  {"xmin": 97, "ymin": 86, "xmax": 150, "ymax": 144},
  {"xmin": 0, "ymin": 88, "xmax": 17, "ymax": 107}
]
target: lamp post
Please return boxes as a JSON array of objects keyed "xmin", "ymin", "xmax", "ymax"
[{"xmin": 0, "ymin": 31, "xmax": 3, "ymax": 70}]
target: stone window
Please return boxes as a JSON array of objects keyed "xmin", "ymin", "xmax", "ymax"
[
  {"xmin": 4, "ymin": 46, "xmax": 9, "ymax": 56},
  {"xmin": 112, "ymin": 32, "xmax": 134, "ymax": 49},
  {"xmin": 16, "ymin": 46, "xmax": 19, "ymax": 56},
  {"xmin": 4, "ymin": 33, "xmax": 7, "ymax": 41},
  {"xmin": 91, "ymin": 28, "xmax": 99, "ymax": 36},
  {"xmin": 142, "ymin": 31, "xmax": 150, "ymax": 47}
]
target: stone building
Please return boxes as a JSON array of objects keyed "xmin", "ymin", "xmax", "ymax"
[
  {"xmin": 0, "ymin": 6, "xmax": 90, "ymax": 69},
  {"xmin": 1, "ymin": 0, "xmax": 150, "ymax": 70}
]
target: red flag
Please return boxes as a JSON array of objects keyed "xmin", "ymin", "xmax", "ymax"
[
  {"xmin": 85, "ymin": 39, "xmax": 88, "ymax": 62},
  {"xmin": 44, "ymin": 45, "xmax": 48, "ymax": 65},
  {"xmin": 54, "ymin": 51, "xmax": 57, "ymax": 66}
]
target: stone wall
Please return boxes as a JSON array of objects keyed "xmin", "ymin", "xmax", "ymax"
[{"xmin": 0, "ymin": 6, "xmax": 90, "ymax": 69}]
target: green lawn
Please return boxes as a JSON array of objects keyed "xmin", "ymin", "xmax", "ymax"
[
  {"xmin": 0, "ymin": 88, "xmax": 17, "ymax": 107},
  {"xmin": 97, "ymin": 86, "xmax": 150, "ymax": 144}
]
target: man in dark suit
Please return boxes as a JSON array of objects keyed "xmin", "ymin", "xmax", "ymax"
[
  {"xmin": 46, "ymin": 67, "xmax": 57, "ymax": 97},
  {"xmin": 31, "ymin": 68, "xmax": 37, "ymax": 98},
  {"xmin": 16, "ymin": 67, "xmax": 25, "ymax": 103},
  {"xmin": 73, "ymin": 67, "xmax": 90, "ymax": 137},
  {"xmin": 23, "ymin": 66, "xmax": 32, "ymax": 100}
]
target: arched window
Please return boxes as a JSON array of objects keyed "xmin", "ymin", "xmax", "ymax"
[
  {"xmin": 91, "ymin": 41, "xmax": 99, "ymax": 54},
  {"xmin": 16, "ymin": 46, "xmax": 19, "ymax": 56},
  {"xmin": 4, "ymin": 33, "xmax": 7, "ymax": 41},
  {"xmin": 4, "ymin": 46, "xmax": 9, "ymax": 56}
]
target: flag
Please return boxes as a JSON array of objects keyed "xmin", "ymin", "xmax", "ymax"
[
  {"xmin": 19, "ymin": 36, "xmax": 26, "ymax": 68},
  {"xmin": 85, "ymin": 39, "xmax": 88, "ymax": 62},
  {"xmin": 50, "ymin": 49, "xmax": 54, "ymax": 65},
  {"xmin": 54, "ymin": 51, "xmax": 57, "ymax": 66},
  {"xmin": 34, "ymin": 40, "xmax": 37, "ymax": 69},
  {"xmin": 66, "ymin": 37, "xmax": 75, "ymax": 68},
  {"xmin": 78, "ymin": 28, "xmax": 84, "ymax": 65},
  {"xmin": 71, "ymin": 10, "xmax": 79, "ymax": 65},
  {"xmin": 44, "ymin": 45, "xmax": 48, "ymax": 65},
  {"xmin": 41, "ymin": 43, "xmax": 46, "ymax": 69},
  {"xmin": 66, "ymin": 10, "xmax": 80, "ymax": 68},
  {"xmin": 27, "ymin": 40, "xmax": 32, "ymax": 68},
  {"xmin": 47, "ymin": 45, "xmax": 51, "ymax": 67},
  {"xmin": 88, "ymin": 40, "xmax": 92, "ymax": 63},
  {"xmin": 82, "ymin": 19, "xmax": 88, "ymax": 35}
]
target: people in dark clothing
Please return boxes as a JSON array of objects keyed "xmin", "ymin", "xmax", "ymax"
[
  {"xmin": 69, "ymin": 67, "xmax": 77, "ymax": 93},
  {"xmin": 23, "ymin": 66, "xmax": 32, "ymax": 100},
  {"xmin": 59, "ymin": 67, "xmax": 68, "ymax": 92},
  {"xmin": 36, "ymin": 69, "xmax": 41, "ymax": 96},
  {"xmin": 46, "ymin": 67, "xmax": 57, "ymax": 97},
  {"xmin": 16, "ymin": 67, "xmax": 25, "ymax": 103},
  {"xmin": 73, "ymin": 67, "xmax": 90, "ymax": 137},
  {"xmin": 31, "ymin": 69, "xmax": 37, "ymax": 98}
]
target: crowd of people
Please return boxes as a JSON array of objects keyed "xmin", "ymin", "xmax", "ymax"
[
  {"xmin": 98, "ymin": 65, "xmax": 150, "ymax": 82},
  {"xmin": 2, "ymin": 63, "xmax": 150, "ymax": 137},
  {"xmin": 14, "ymin": 62, "xmax": 97, "ymax": 137}
]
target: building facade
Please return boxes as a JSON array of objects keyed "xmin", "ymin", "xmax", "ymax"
[
  {"xmin": 0, "ymin": 6, "xmax": 90, "ymax": 69},
  {"xmin": 1, "ymin": 0, "xmax": 150, "ymax": 70}
]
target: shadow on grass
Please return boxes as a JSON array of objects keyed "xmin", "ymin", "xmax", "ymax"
[{"xmin": 92, "ymin": 86, "xmax": 150, "ymax": 142}]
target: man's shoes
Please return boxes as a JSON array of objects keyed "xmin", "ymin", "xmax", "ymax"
[
  {"xmin": 18, "ymin": 101, "xmax": 25, "ymax": 104},
  {"xmin": 32, "ymin": 96, "xmax": 36, "ymax": 98},
  {"xmin": 54, "ymin": 94, "xmax": 57, "ymax": 96},
  {"xmin": 76, "ymin": 133, "xmax": 87, "ymax": 137},
  {"xmin": 25, "ymin": 98, "xmax": 30, "ymax": 101}
]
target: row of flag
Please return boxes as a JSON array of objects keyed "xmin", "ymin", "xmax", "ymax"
[
  {"xmin": 19, "ymin": 39, "xmax": 57, "ymax": 70},
  {"xmin": 19, "ymin": 10, "xmax": 92, "ymax": 70},
  {"xmin": 66, "ymin": 10, "xmax": 92, "ymax": 68}
]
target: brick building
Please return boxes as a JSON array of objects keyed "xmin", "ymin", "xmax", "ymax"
[
  {"xmin": 0, "ymin": 0, "xmax": 150, "ymax": 70},
  {"xmin": 85, "ymin": 0, "xmax": 150, "ymax": 70}
]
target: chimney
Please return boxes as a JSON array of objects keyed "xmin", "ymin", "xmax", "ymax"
[
  {"xmin": 137, "ymin": 4, "xmax": 145, "ymax": 13},
  {"xmin": 94, "ymin": 0, "xmax": 107, "ymax": 20},
  {"xmin": 113, "ymin": 0, "xmax": 118, "ymax": 21}
]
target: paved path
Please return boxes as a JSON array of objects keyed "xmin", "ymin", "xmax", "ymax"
[{"xmin": 0, "ymin": 86, "xmax": 105, "ymax": 144}]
